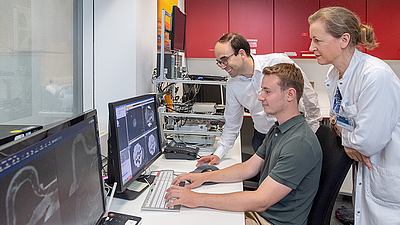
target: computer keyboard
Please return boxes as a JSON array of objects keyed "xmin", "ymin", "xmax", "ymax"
[{"xmin": 141, "ymin": 170, "xmax": 185, "ymax": 211}]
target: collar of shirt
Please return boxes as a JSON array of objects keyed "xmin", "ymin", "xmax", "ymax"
[
  {"xmin": 237, "ymin": 54, "xmax": 262, "ymax": 81},
  {"xmin": 273, "ymin": 113, "xmax": 305, "ymax": 134},
  {"xmin": 328, "ymin": 49, "xmax": 360, "ymax": 85}
]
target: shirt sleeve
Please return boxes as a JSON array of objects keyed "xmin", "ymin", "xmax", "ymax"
[
  {"xmin": 213, "ymin": 82, "xmax": 244, "ymax": 159},
  {"xmin": 300, "ymin": 68, "xmax": 323, "ymax": 132}
]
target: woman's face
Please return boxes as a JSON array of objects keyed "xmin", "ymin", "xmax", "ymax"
[{"xmin": 309, "ymin": 19, "xmax": 343, "ymax": 65}]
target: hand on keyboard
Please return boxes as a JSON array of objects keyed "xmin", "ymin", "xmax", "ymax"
[
  {"xmin": 141, "ymin": 170, "xmax": 186, "ymax": 211},
  {"xmin": 165, "ymin": 185, "xmax": 201, "ymax": 209}
]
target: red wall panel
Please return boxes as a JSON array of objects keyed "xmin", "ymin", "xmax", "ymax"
[
  {"xmin": 185, "ymin": 0, "xmax": 229, "ymax": 58},
  {"xmin": 367, "ymin": 0, "xmax": 400, "ymax": 59},
  {"xmin": 229, "ymin": 0, "xmax": 273, "ymax": 55},
  {"xmin": 274, "ymin": 0, "xmax": 319, "ymax": 58}
]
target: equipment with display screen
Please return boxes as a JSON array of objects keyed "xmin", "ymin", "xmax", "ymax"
[
  {"xmin": 107, "ymin": 93, "xmax": 163, "ymax": 200},
  {"xmin": 0, "ymin": 110, "xmax": 113, "ymax": 224},
  {"xmin": 170, "ymin": 5, "xmax": 186, "ymax": 52}
]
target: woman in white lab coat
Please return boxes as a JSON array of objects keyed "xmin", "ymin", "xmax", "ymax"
[{"xmin": 308, "ymin": 6, "xmax": 400, "ymax": 225}]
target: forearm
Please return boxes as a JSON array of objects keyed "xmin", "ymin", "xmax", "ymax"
[
  {"xmin": 195, "ymin": 191, "xmax": 268, "ymax": 212},
  {"xmin": 215, "ymin": 86, "xmax": 244, "ymax": 159},
  {"xmin": 206, "ymin": 156, "xmax": 262, "ymax": 183},
  {"xmin": 214, "ymin": 120, "xmax": 242, "ymax": 159}
]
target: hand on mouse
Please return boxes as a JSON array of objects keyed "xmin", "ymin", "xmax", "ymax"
[
  {"xmin": 171, "ymin": 173, "xmax": 206, "ymax": 189},
  {"xmin": 196, "ymin": 155, "xmax": 220, "ymax": 167}
]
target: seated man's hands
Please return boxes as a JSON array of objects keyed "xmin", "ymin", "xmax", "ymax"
[
  {"xmin": 196, "ymin": 155, "xmax": 220, "ymax": 167},
  {"xmin": 165, "ymin": 186, "xmax": 201, "ymax": 208},
  {"xmin": 172, "ymin": 173, "xmax": 206, "ymax": 189},
  {"xmin": 166, "ymin": 172, "xmax": 210, "ymax": 208}
]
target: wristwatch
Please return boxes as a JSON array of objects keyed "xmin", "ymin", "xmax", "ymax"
[{"xmin": 330, "ymin": 115, "xmax": 341, "ymax": 137}]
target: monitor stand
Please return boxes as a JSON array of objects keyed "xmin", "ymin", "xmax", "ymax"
[{"xmin": 113, "ymin": 175, "xmax": 156, "ymax": 200}]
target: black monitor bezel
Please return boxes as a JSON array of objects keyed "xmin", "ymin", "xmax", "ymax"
[
  {"xmin": 170, "ymin": 5, "xmax": 186, "ymax": 52},
  {"xmin": 0, "ymin": 109, "xmax": 106, "ymax": 223},
  {"xmin": 107, "ymin": 93, "xmax": 163, "ymax": 194}
]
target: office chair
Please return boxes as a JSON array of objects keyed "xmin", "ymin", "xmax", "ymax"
[{"xmin": 307, "ymin": 124, "xmax": 353, "ymax": 225}]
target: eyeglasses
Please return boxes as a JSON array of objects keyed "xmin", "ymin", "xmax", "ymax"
[{"xmin": 216, "ymin": 53, "xmax": 235, "ymax": 67}]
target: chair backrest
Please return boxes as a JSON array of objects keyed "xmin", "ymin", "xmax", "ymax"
[{"xmin": 307, "ymin": 124, "xmax": 353, "ymax": 225}]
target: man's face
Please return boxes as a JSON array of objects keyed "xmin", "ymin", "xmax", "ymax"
[
  {"xmin": 258, "ymin": 74, "xmax": 286, "ymax": 116},
  {"xmin": 214, "ymin": 42, "xmax": 242, "ymax": 78}
]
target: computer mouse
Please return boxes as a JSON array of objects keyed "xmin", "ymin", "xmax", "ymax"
[
  {"xmin": 201, "ymin": 167, "xmax": 214, "ymax": 173},
  {"xmin": 190, "ymin": 163, "xmax": 219, "ymax": 173},
  {"xmin": 189, "ymin": 164, "xmax": 219, "ymax": 185}
]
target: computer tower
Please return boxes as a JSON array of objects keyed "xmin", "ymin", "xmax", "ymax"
[
  {"xmin": 157, "ymin": 52, "xmax": 183, "ymax": 79},
  {"xmin": 157, "ymin": 52, "xmax": 173, "ymax": 79}
]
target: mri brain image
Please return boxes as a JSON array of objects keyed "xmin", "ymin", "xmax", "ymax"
[
  {"xmin": 132, "ymin": 118, "xmax": 137, "ymax": 128},
  {"xmin": 145, "ymin": 104, "xmax": 155, "ymax": 129},
  {"xmin": 126, "ymin": 107, "xmax": 144, "ymax": 141},
  {"xmin": 132, "ymin": 143, "xmax": 144, "ymax": 168},
  {"xmin": 148, "ymin": 134, "xmax": 156, "ymax": 155}
]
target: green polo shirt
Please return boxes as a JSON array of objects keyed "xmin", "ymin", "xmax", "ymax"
[{"xmin": 255, "ymin": 114, "xmax": 322, "ymax": 225}]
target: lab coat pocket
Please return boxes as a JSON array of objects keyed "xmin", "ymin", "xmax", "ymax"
[
  {"xmin": 340, "ymin": 104, "xmax": 358, "ymax": 118},
  {"xmin": 369, "ymin": 164, "xmax": 400, "ymax": 204}
]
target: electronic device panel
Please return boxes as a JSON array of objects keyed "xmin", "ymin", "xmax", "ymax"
[
  {"xmin": 170, "ymin": 5, "xmax": 186, "ymax": 52},
  {"xmin": 0, "ymin": 109, "xmax": 106, "ymax": 225},
  {"xmin": 107, "ymin": 93, "xmax": 163, "ymax": 200},
  {"xmin": 0, "ymin": 124, "xmax": 43, "ymax": 146}
]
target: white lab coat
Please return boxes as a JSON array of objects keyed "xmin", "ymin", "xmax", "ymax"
[{"xmin": 325, "ymin": 49, "xmax": 400, "ymax": 224}]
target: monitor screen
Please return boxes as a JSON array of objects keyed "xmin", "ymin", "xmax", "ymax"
[
  {"xmin": 170, "ymin": 5, "xmax": 186, "ymax": 52},
  {"xmin": 107, "ymin": 94, "xmax": 162, "ymax": 197},
  {"xmin": 0, "ymin": 109, "xmax": 105, "ymax": 225}
]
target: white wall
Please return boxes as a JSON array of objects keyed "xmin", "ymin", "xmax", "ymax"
[
  {"xmin": 83, "ymin": 0, "xmax": 94, "ymax": 111},
  {"xmin": 84, "ymin": 0, "xmax": 157, "ymax": 133},
  {"xmin": 135, "ymin": 0, "xmax": 158, "ymax": 96}
]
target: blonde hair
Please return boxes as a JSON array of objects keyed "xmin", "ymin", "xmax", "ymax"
[{"xmin": 308, "ymin": 7, "xmax": 378, "ymax": 50}]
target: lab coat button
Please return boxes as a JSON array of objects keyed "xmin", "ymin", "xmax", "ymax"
[{"xmin": 359, "ymin": 183, "xmax": 362, "ymax": 185}]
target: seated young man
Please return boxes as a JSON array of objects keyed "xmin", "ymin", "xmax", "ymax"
[{"xmin": 165, "ymin": 63, "xmax": 322, "ymax": 225}]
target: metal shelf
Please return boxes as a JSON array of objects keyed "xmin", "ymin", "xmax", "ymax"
[
  {"xmin": 163, "ymin": 130, "xmax": 222, "ymax": 136},
  {"xmin": 155, "ymin": 78, "xmax": 227, "ymax": 85},
  {"xmin": 161, "ymin": 112, "xmax": 224, "ymax": 120}
]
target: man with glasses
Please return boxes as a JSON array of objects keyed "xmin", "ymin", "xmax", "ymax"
[{"xmin": 197, "ymin": 33, "xmax": 321, "ymax": 166}]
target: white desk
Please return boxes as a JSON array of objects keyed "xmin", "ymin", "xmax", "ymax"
[{"xmin": 109, "ymin": 138, "xmax": 245, "ymax": 225}]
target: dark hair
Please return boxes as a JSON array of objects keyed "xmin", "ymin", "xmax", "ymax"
[
  {"xmin": 262, "ymin": 63, "xmax": 304, "ymax": 103},
  {"xmin": 217, "ymin": 33, "xmax": 251, "ymax": 56},
  {"xmin": 308, "ymin": 7, "xmax": 378, "ymax": 49}
]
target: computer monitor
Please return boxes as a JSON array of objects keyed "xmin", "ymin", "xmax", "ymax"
[
  {"xmin": 170, "ymin": 5, "xmax": 186, "ymax": 52},
  {"xmin": 107, "ymin": 93, "xmax": 163, "ymax": 200},
  {"xmin": 0, "ymin": 109, "xmax": 106, "ymax": 225}
]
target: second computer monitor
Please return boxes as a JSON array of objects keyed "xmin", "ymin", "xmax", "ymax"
[{"xmin": 107, "ymin": 93, "xmax": 162, "ymax": 199}]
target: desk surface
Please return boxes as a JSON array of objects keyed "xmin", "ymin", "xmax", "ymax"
[{"xmin": 109, "ymin": 138, "xmax": 244, "ymax": 225}]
